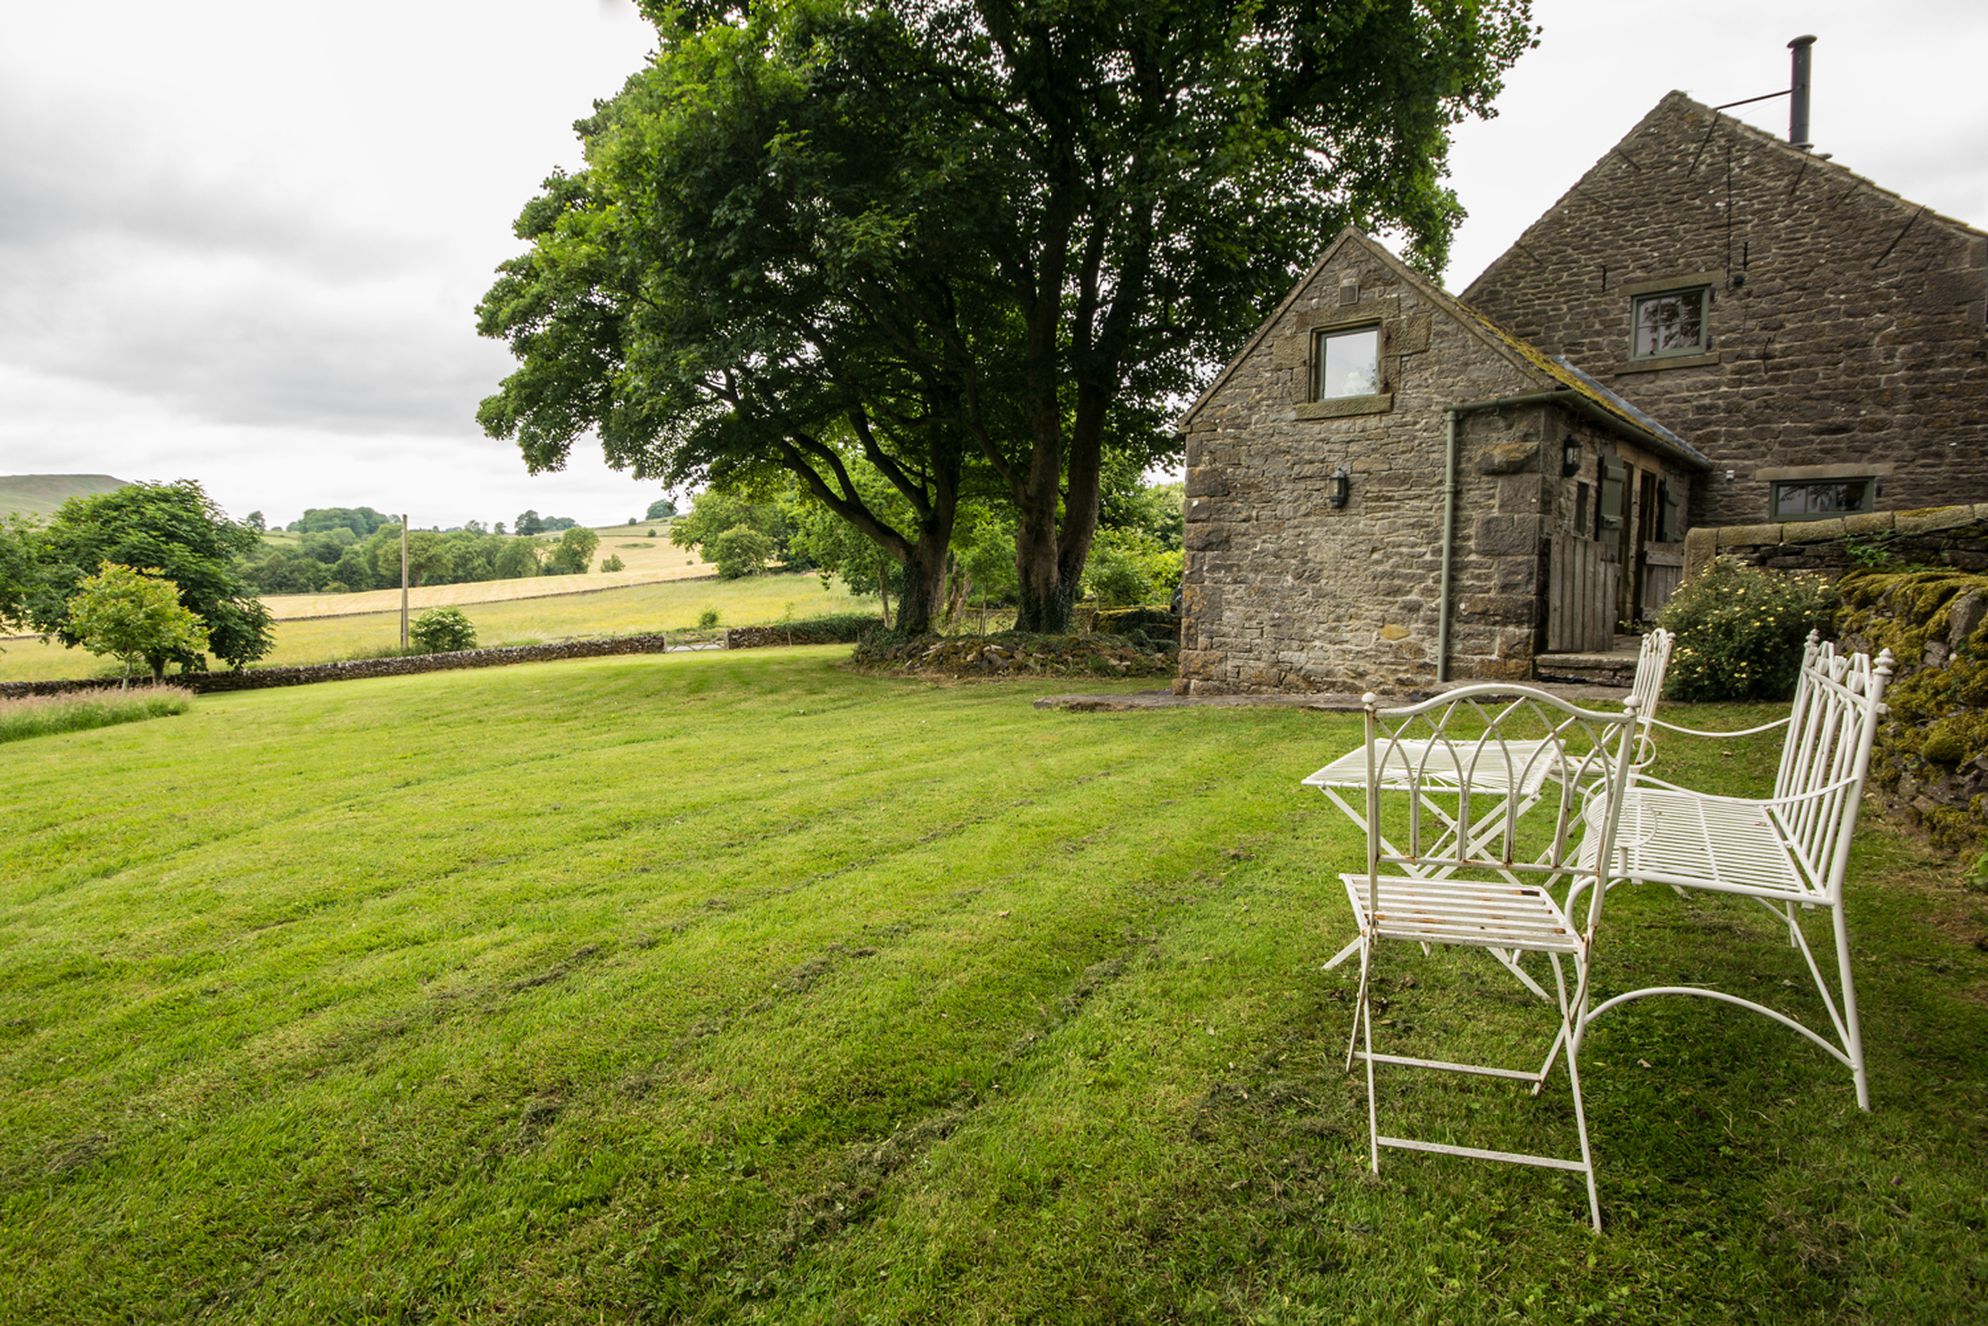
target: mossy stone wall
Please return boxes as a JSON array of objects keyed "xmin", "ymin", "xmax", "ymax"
[{"xmin": 1836, "ymin": 570, "xmax": 1988, "ymax": 858}]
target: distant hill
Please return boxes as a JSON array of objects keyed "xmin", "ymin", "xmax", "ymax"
[{"xmin": 0, "ymin": 474, "xmax": 132, "ymax": 521}]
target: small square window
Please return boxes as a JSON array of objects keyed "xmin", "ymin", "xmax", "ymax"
[
  {"xmin": 1771, "ymin": 478, "xmax": 1875, "ymax": 520},
  {"xmin": 1630, "ymin": 287, "xmax": 1710, "ymax": 359},
  {"xmin": 1313, "ymin": 325, "xmax": 1380, "ymax": 400}
]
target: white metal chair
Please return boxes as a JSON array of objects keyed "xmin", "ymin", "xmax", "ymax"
[
  {"xmin": 1577, "ymin": 635, "xmax": 1894, "ymax": 1108},
  {"xmin": 1339, "ymin": 685, "xmax": 1642, "ymax": 1232},
  {"xmin": 1309, "ymin": 629, "xmax": 1672, "ymax": 996}
]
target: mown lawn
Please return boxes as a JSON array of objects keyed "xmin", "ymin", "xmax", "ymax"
[
  {"xmin": 1, "ymin": 648, "xmax": 1983, "ymax": 1323},
  {"xmin": 0, "ymin": 571, "xmax": 862, "ymax": 681}
]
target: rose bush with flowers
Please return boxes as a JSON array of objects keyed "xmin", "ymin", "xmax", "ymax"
[{"xmin": 1657, "ymin": 557, "xmax": 1839, "ymax": 701}]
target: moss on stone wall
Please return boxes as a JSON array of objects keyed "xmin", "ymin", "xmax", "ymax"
[{"xmin": 1837, "ymin": 570, "xmax": 1988, "ymax": 859}]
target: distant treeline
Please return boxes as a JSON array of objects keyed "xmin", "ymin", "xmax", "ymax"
[
  {"xmin": 281, "ymin": 507, "xmax": 582, "ymax": 537},
  {"xmin": 244, "ymin": 513, "xmax": 600, "ymax": 594}
]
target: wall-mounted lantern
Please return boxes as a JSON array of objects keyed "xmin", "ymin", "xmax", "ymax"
[
  {"xmin": 1328, "ymin": 464, "xmax": 1351, "ymax": 509},
  {"xmin": 1560, "ymin": 434, "xmax": 1582, "ymax": 477}
]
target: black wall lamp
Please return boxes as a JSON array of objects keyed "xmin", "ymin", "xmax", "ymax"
[
  {"xmin": 1328, "ymin": 464, "xmax": 1351, "ymax": 509},
  {"xmin": 1560, "ymin": 434, "xmax": 1582, "ymax": 477}
]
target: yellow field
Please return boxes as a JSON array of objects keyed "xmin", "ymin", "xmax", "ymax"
[
  {"xmin": 0, "ymin": 572, "xmax": 868, "ymax": 682},
  {"xmin": 262, "ymin": 520, "xmax": 706, "ymax": 619}
]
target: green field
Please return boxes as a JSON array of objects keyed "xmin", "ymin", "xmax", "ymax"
[
  {"xmin": 0, "ymin": 473, "xmax": 130, "ymax": 521},
  {"xmin": 2, "ymin": 649, "xmax": 1983, "ymax": 1322},
  {"xmin": 0, "ymin": 571, "xmax": 865, "ymax": 681}
]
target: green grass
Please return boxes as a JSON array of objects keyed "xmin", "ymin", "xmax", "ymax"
[
  {"xmin": 0, "ymin": 686, "xmax": 192, "ymax": 744},
  {"xmin": 1, "ymin": 650, "xmax": 1984, "ymax": 1323},
  {"xmin": 0, "ymin": 571, "xmax": 865, "ymax": 681}
]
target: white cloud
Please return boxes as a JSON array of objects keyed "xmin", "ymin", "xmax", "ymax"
[{"xmin": 0, "ymin": 1, "xmax": 1980, "ymax": 528}]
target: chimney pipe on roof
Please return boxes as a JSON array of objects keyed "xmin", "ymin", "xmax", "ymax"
[{"xmin": 1788, "ymin": 35, "xmax": 1816, "ymax": 150}]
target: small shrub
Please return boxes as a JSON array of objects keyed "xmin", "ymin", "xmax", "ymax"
[
  {"xmin": 0, "ymin": 687, "xmax": 193, "ymax": 744},
  {"xmin": 697, "ymin": 608, "xmax": 721, "ymax": 629},
  {"xmin": 601, "ymin": 555, "xmax": 626, "ymax": 572},
  {"xmin": 709, "ymin": 525, "xmax": 775, "ymax": 579},
  {"xmin": 1658, "ymin": 557, "xmax": 1838, "ymax": 701},
  {"xmin": 647, "ymin": 529, "xmax": 658, "ymax": 538},
  {"xmin": 410, "ymin": 607, "xmax": 477, "ymax": 653}
]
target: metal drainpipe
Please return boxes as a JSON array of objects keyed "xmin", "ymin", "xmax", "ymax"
[
  {"xmin": 1436, "ymin": 409, "xmax": 1460, "ymax": 682},
  {"xmin": 1434, "ymin": 390, "xmax": 1578, "ymax": 682}
]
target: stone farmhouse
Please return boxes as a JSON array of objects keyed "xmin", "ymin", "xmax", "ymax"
[{"xmin": 1177, "ymin": 84, "xmax": 1988, "ymax": 695}]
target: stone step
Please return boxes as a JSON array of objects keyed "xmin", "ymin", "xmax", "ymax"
[{"xmin": 1532, "ymin": 650, "xmax": 1638, "ymax": 688}]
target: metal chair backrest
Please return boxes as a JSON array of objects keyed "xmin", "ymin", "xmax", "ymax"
[
  {"xmin": 1625, "ymin": 628, "xmax": 1674, "ymax": 770},
  {"xmin": 1769, "ymin": 636, "xmax": 1894, "ymax": 903},
  {"xmin": 1360, "ymin": 684, "xmax": 1642, "ymax": 936}
]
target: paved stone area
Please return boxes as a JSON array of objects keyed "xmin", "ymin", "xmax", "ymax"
[{"xmin": 1035, "ymin": 678, "xmax": 1631, "ymax": 713}]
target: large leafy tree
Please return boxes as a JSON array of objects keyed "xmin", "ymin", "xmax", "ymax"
[
  {"xmin": 481, "ymin": 0, "xmax": 1534, "ymax": 631},
  {"xmin": 27, "ymin": 480, "xmax": 273, "ymax": 671}
]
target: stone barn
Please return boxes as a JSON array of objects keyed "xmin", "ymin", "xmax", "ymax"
[
  {"xmin": 1176, "ymin": 229, "xmax": 1706, "ymax": 694},
  {"xmin": 1178, "ymin": 86, "xmax": 1988, "ymax": 696}
]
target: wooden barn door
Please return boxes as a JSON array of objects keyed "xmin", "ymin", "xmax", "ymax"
[{"xmin": 1546, "ymin": 537, "xmax": 1620, "ymax": 652}]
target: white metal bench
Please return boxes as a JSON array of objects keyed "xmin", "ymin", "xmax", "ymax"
[{"xmin": 1578, "ymin": 634, "xmax": 1895, "ymax": 1109}]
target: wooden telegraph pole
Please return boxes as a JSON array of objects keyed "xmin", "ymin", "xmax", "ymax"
[{"xmin": 399, "ymin": 514, "xmax": 410, "ymax": 652}]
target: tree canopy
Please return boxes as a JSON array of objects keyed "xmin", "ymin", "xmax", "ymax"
[
  {"xmin": 66, "ymin": 563, "xmax": 210, "ymax": 684},
  {"xmin": 27, "ymin": 481, "xmax": 272, "ymax": 671},
  {"xmin": 480, "ymin": 0, "xmax": 1534, "ymax": 631}
]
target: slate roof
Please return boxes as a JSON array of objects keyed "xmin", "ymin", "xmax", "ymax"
[{"xmin": 1176, "ymin": 227, "xmax": 1710, "ymax": 471}]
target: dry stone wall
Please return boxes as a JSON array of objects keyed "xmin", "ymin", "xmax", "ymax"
[
  {"xmin": 1464, "ymin": 93, "xmax": 1988, "ymax": 528},
  {"xmin": 1683, "ymin": 504, "xmax": 1988, "ymax": 579},
  {"xmin": 0, "ymin": 633, "xmax": 680, "ymax": 700}
]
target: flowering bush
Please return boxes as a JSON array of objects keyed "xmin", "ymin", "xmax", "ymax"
[{"xmin": 1658, "ymin": 557, "xmax": 1838, "ymax": 701}]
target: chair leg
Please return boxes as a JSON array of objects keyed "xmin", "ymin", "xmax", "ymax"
[
  {"xmin": 1565, "ymin": 1028, "xmax": 1602, "ymax": 1234},
  {"xmin": 1346, "ymin": 938, "xmax": 1371, "ymax": 1073},
  {"xmin": 1533, "ymin": 952, "xmax": 1571, "ymax": 1096},
  {"xmin": 1361, "ymin": 946, "xmax": 1380, "ymax": 1174},
  {"xmin": 1832, "ymin": 903, "xmax": 1871, "ymax": 1112},
  {"xmin": 1565, "ymin": 947, "xmax": 1602, "ymax": 1233}
]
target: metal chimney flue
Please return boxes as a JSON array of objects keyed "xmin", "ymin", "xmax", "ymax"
[{"xmin": 1788, "ymin": 34, "xmax": 1816, "ymax": 150}]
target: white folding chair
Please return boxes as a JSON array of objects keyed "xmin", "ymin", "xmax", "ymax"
[
  {"xmin": 1578, "ymin": 636, "xmax": 1894, "ymax": 1108},
  {"xmin": 1310, "ymin": 629, "xmax": 1672, "ymax": 994},
  {"xmin": 1339, "ymin": 685, "xmax": 1642, "ymax": 1232}
]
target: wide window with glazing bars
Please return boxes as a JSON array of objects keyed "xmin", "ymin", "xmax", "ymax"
[
  {"xmin": 1313, "ymin": 325, "xmax": 1381, "ymax": 399},
  {"xmin": 1772, "ymin": 478, "xmax": 1876, "ymax": 520},
  {"xmin": 1630, "ymin": 287, "xmax": 1710, "ymax": 359}
]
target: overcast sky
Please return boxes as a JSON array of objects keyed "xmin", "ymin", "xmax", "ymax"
[{"xmin": 3, "ymin": 1, "xmax": 1983, "ymax": 529}]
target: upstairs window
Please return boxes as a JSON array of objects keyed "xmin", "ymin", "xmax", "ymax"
[
  {"xmin": 1630, "ymin": 287, "xmax": 1710, "ymax": 359},
  {"xmin": 1772, "ymin": 477, "xmax": 1876, "ymax": 520},
  {"xmin": 1313, "ymin": 325, "xmax": 1380, "ymax": 399}
]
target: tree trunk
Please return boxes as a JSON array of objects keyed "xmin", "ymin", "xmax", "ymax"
[{"xmin": 892, "ymin": 538, "xmax": 948, "ymax": 635}]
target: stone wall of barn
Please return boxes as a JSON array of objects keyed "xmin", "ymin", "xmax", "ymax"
[
  {"xmin": 1464, "ymin": 93, "xmax": 1988, "ymax": 529},
  {"xmin": 1180, "ymin": 242, "xmax": 1568, "ymax": 693}
]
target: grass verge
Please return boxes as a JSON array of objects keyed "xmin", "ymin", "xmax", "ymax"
[
  {"xmin": 0, "ymin": 685, "xmax": 191, "ymax": 744},
  {"xmin": 0, "ymin": 650, "xmax": 1983, "ymax": 1322}
]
